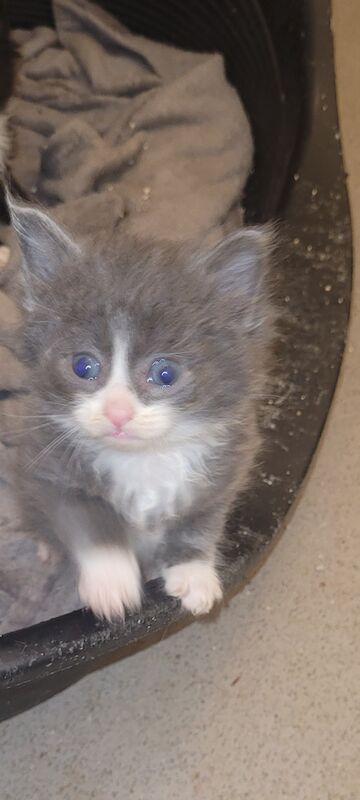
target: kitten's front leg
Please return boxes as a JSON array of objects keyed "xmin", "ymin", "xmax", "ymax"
[
  {"xmin": 48, "ymin": 490, "xmax": 142, "ymax": 620},
  {"xmin": 164, "ymin": 560, "xmax": 222, "ymax": 616},
  {"xmin": 77, "ymin": 545, "xmax": 141, "ymax": 620},
  {"xmin": 161, "ymin": 510, "xmax": 224, "ymax": 616}
]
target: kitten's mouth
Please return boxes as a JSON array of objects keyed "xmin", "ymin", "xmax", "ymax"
[
  {"xmin": 103, "ymin": 429, "xmax": 142, "ymax": 446},
  {"xmin": 108, "ymin": 429, "xmax": 137, "ymax": 440}
]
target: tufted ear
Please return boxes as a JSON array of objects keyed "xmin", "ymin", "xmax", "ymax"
[
  {"xmin": 6, "ymin": 193, "xmax": 80, "ymax": 280},
  {"xmin": 203, "ymin": 225, "xmax": 274, "ymax": 330},
  {"xmin": 205, "ymin": 225, "xmax": 273, "ymax": 294}
]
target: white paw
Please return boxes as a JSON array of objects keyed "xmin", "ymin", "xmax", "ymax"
[
  {"xmin": 78, "ymin": 547, "xmax": 141, "ymax": 620},
  {"xmin": 163, "ymin": 560, "xmax": 223, "ymax": 616}
]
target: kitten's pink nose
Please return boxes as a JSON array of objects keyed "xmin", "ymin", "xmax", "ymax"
[{"xmin": 103, "ymin": 392, "xmax": 135, "ymax": 431}]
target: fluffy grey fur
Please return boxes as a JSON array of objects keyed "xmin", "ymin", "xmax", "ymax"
[{"xmin": 9, "ymin": 198, "xmax": 274, "ymax": 619}]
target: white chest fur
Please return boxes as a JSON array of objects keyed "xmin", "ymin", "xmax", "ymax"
[{"xmin": 93, "ymin": 441, "xmax": 210, "ymax": 529}]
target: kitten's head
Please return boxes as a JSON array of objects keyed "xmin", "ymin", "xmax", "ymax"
[{"xmin": 10, "ymin": 199, "xmax": 274, "ymax": 454}]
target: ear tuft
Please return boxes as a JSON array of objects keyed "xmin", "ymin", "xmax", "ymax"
[
  {"xmin": 6, "ymin": 190, "xmax": 80, "ymax": 280},
  {"xmin": 204, "ymin": 224, "xmax": 275, "ymax": 296},
  {"xmin": 202, "ymin": 224, "xmax": 276, "ymax": 332}
]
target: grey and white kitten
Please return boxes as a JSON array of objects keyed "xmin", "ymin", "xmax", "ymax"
[{"xmin": 9, "ymin": 198, "xmax": 274, "ymax": 619}]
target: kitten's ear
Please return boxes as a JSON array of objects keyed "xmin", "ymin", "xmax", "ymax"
[
  {"xmin": 204, "ymin": 225, "xmax": 274, "ymax": 330},
  {"xmin": 6, "ymin": 193, "xmax": 80, "ymax": 279},
  {"xmin": 205, "ymin": 225, "xmax": 274, "ymax": 295}
]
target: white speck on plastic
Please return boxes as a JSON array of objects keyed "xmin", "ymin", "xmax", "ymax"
[
  {"xmin": 293, "ymin": 173, "xmax": 300, "ymax": 181},
  {"xmin": 129, "ymin": 120, "xmax": 136, "ymax": 129},
  {"xmin": 284, "ymin": 295, "xmax": 290, "ymax": 303},
  {"xmin": 338, "ymin": 297, "xmax": 344, "ymax": 304},
  {"xmin": 324, "ymin": 284, "xmax": 332, "ymax": 292},
  {"xmin": 293, "ymin": 237, "xmax": 300, "ymax": 245},
  {"xmin": 316, "ymin": 564, "xmax": 325, "ymax": 572},
  {"xmin": 311, "ymin": 187, "xmax": 318, "ymax": 197},
  {"xmin": 307, "ymin": 244, "xmax": 313, "ymax": 252}
]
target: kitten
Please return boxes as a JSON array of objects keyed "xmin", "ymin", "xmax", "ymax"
[{"xmin": 8, "ymin": 197, "xmax": 274, "ymax": 619}]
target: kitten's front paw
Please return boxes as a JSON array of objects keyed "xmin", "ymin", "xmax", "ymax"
[
  {"xmin": 78, "ymin": 547, "xmax": 141, "ymax": 620},
  {"xmin": 163, "ymin": 560, "xmax": 223, "ymax": 616}
]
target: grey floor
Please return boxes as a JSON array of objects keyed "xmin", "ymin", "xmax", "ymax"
[{"xmin": 1, "ymin": 3, "xmax": 360, "ymax": 798}]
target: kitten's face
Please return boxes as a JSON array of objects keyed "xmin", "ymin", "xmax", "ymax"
[
  {"xmin": 11, "ymin": 202, "xmax": 272, "ymax": 454},
  {"xmin": 53, "ymin": 330, "xmax": 204, "ymax": 452}
]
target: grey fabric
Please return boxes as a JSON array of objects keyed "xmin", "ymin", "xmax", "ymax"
[
  {"xmin": 0, "ymin": 0, "xmax": 253, "ymax": 633},
  {"xmin": 8, "ymin": 0, "xmax": 252, "ymax": 243},
  {"xmin": 0, "ymin": 449, "xmax": 80, "ymax": 634}
]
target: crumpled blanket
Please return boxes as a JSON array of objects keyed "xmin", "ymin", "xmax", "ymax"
[
  {"xmin": 0, "ymin": 0, "xmax": 253, "ymax": 634},
  {"xmin": 8, "ymin": 0, "xmax": 252, "ymax": 242}
]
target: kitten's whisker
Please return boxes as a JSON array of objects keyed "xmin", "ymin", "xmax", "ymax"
[
  {"xmin": 64, "ymin": 433, "xmax": 83, "ymax": 473},
  {"xmin": 0, "ymin": 422, "xmax": 54, "ymax": 436},
  {"xmin": 25, "ymin": 320, "xmax": 55, "ymax": 326},
  {"xmin": 0, "ymin": 412, "xmax": 67, "ymax": 420},
  {"xmin": 45, "ymin": 395, "xmax": 71, "ymax": 407},
  {"xmin": 27, "ymin": 435, "xmax": 74, "ymax": 470},
  {"xmin": 30, "ymin": 301, "xmax": 59, "ymax": 316},
  {"xmin": 25, "ymin": 428, "xmax": 77, "ymax": 470}
]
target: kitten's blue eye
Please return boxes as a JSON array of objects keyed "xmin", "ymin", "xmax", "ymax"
[
  {"xmin": 72, "ymin": 353, "xmax": 101, "ymax": 380},
  {"xmin": 147, "ymin": 358, "xmax": 178, "ymax": 386}
]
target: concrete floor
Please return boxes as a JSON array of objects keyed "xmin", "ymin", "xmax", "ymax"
[{"xmin": 1, "ymin": 3, "xmax": 360, "ymax": 798}]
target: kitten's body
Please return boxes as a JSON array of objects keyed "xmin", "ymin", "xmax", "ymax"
[{"xmin": 10, "ymin": 200, "xmax": 274, "ymax": 618}]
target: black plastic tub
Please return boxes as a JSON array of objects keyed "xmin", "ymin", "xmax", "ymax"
[{"xmin": 0, "ymin": 0, "xmax": 352, "ymax": 721}]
